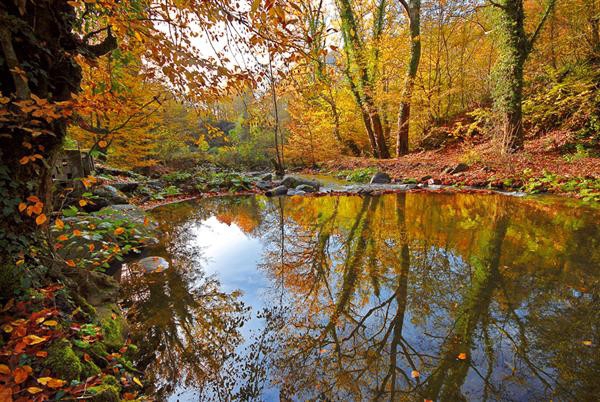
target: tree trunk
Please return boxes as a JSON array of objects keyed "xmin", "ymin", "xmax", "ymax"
[
  {"xmin": 395, "ymin": 0, "xmax": 421, "ymax": 157},
  {"xmin": 492, "ymin": 0, "xmax": 555, "ymax": 153}
]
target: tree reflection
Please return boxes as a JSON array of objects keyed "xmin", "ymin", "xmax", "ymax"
[
  {"xmin": 124, "ymin": 192, "xmax": 600, "ymax": 401},
  {"xmin": 120, "ymin": 239, "xmax": 249, "ymax": 400}
]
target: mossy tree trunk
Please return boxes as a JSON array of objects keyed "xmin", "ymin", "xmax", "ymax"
[
  {"xmin": 395, "ymin": 0, "xmax": 421, "ymax": 157},
  {"xmin": 337, "ymin": 0, "xmax": 390, "ymax": 158},
  {"xmin": 492, "ymin": 0, "xmax": 556, "ymax": 153},
  {"xmin": 0, "ymin": 1, "xmax": 116, "ymax": 261}
]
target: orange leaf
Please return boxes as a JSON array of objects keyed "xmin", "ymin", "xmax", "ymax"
[
  {"xmin": 55, "ymin": 218, "xmax": 64, "ymax": 229},
  {"xmin": 35, "ymin": 213, "xmax": 47, "ymax": 225},
  {"xmin": 35, "ymin": 351, "xmax": 48, "ymax": 358},
  {"xmin": 88, "ymin": 244, "xmax": 95, "ymax": 252},
  {"xmin": 79, "ymin": 199, "xmax": 88, "ymax": 207},
  {"xmin": 57, "ymin": 234, "xmax": 69, "ymax": 242},
  {"xmin": 0, "ymin": 386, "xmax": 12, "ymax": 402},
  {"xmin": 0, "ymin": 364, "xmax": 10, "ymax": 375},
  {"xmin": 98, "ymin": 140, "xmax": 108, "ymax": 148},
  {"xmin": 411, "ymin": 370, "xmax": 420, "ymax": 378},
  {"xmin": 19, "ymin": 156, "xmax": 30, "ymax": 164},
  {"xmin": 457, "ymin": 352, "xmax": 467, "ymax": 360},
  {"xmin": 113, "ymin": 227, "xmax": 125, "ymax": 235},
  {"xmin": 13, "ymin": 366, "xmax": 31, "ymax": 384},
  {"xmin": 66, "ymin": 260, "xmax": 76, "ymax": 267},
  {"xmin": 23, "ymin": 335, "xmax": 48, "ymax": 345},
  {"xmin": 18, "ymin": 203, "xmax": 26, "ymax": 212},
  {"xmin": 43, "ymin": 320, "xmax": 58, "ymax": 327},
  {"xmin": 27, "ymin": 387, "xmax": 43, "ymax": 394},
  {"xmin": 37, "ymin": 377, "xmax": 66, "ymax": 388}
]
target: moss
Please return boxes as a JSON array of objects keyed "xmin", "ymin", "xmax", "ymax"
[
  {"xmin": 46, "ymin": 339, "xmax": 83, "ymax": 381},
  {"xmin": 81, "ymin": 359, "xmax": 101, "ymax": 379},
  {"xmin": 0, "ymin": 264, "xmax": 21, "ymax": 301},
  {"xmin": 124, "ymin": 344, "xmax": 138, "ymax": 360},
  {"xmin": 87, "ymin": 384, "xmax": 120, "ymax": 402},
  {"xmin": 87, "ymin": 375, "xmax": 120, "ymax": 402},
  {"xmin": 97, "ymin": 305, "xmax": 127, "ymax": 351}
]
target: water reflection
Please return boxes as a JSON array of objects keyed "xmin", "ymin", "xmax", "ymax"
[{"xmin": 120, "ymin": 193, "xmax": 600, "ymax": 401}]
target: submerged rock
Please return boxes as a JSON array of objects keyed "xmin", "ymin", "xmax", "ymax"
[
  {"xmin": 137, "ymin": 256, "xmax": 169, "ymax": 273},
  {"xmin": 370, "ymin": 172, "xmax": 391, "ymax": 184}
]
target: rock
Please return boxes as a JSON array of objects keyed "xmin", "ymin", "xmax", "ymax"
[
  {"xmin": 145, "ymin": 179, "xmax": 165, "ymax": 190},
  {"xmin": 90, "ymin": 185, "xmax": 128, "ymax": 211},
  {"xmin": 265, "ymin": 185, "xmax": 288, "ymax": 196},
  {"xmin": 296, "ymin": 184, "xmax": 317, "ymax": 193},
  {"xmin": 261, "ymin": 173, "xmax": 272, "ymax": 181},
  {"xmin": 443, "ymin": 163, "xmax": 469, "ymax": 174},
  {"xmin": 111, "ymin": 181, "xmax": 139, "ymax": 193},
  {"xmin": 370, "ymin": 172, "xmax": 391, "ymax": 184},
  {"xmin": 136, "ymin": 256, "xmax": 169, "ymax": 273},
  {"xmin": 281, "ymin": 175, "xmax": 320, "ymax": 189},
  {"xmin": 427, "ymin": 178, "xmax": 442, "ymax": 185},
  {"xmin": 255, "ymin": 181, "xmax": 271, "ymax": 190},
  {"xmin": 420, "ymin": 175, "xmax": 432, "ymax": 182}
]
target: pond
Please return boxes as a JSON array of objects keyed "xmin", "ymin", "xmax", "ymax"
[{"xmin": 119, "ymin": 191, "xmax": 600, "ymax": 401}]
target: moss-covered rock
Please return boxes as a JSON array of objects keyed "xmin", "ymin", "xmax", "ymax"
[
  {"xmin": 46, "ymin": 339, "xmax": 83, "ymax": 381},
  {"xmin": 87, "ymin": 375, "xmax": 120, "ymax": 402},
  {"xmin": 98, "ymin": 306, "xmax": 127, "ymax": 351},
  {"xmin": 81, "ymin": 359, "xmax": 101, "ymax": 379}
]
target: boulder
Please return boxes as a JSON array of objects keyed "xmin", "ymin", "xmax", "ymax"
[
  {"xmin": 265, "ymin": 185, "xmax": 288, "ymax": 196},
  {"xmin": 443, "ymin": 163, "xmax": 469, "ymax": 174},
  {"xmin": 370, "ymin": 172, "xmax": 391, "ymax": 184},
  {"xmin": 296, "ymin": 184, "xmax": 317, "ymax": 193},
  {"xmin": 255, "ymin": 181, "xmax": 271, "ymax": 190},
  {"xmin": 136, "ymin": 256, "xmax": 169, "ymax": 273},
  {"xmin": 281, "ymin": 176, "xmax": 320, "ymax": 189},
  {"xmin": 90, "ymin": 185, "xmax": 128, "ymax": 210},
  {"xmin": 111, "ymin": 181, "xmax": 139, "ymax": 193}
]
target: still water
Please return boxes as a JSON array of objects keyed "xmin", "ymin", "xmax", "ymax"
[{"xmin": 120, "ymin": 192, "xmax": 600, "ymax": 401}]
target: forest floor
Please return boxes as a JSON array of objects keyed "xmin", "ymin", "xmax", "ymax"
[{"xmin": 315, "ymin": 134, "xmax": 600, "ymax": 200}]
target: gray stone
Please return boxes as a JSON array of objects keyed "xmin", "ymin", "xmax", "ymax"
[
  {"xmin": 443, "ymin": 163, "xmax": 469, "ymax": 174},
  {"xmin": 255, "ymin": 181, "xmax": 271, "ymax": 190},
  {"xmin": 112, "ymin": 181, "xmax": 140, "ymax": 193},
  {"xmin": 91, "ymin": 185, "xmax": 128, "ymax": 209},
  {"xmin": 136, "ymin": 256, "xmax": 169, "ymax": 273},
  {"xmin": 261, "ymin": 173, "xmax": 272, "ymax": 181},
  {"xmin": 265, "ymin": 185, "xmax": 288, "ymax": 196},
  {"xmin": 370, "ymin": 172, "xmax": 391, "ymax": 184},
  {"xmin": 296, "ymin": 184, "xmax": 317, "ymax": 193},
  {"xmin": 281, "ymin": 176, "xmax": 320, "ymax": 189}
]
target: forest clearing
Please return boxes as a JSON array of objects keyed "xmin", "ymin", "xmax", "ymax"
[{"xmin": 1, "ymin": 0, "xmax": 599, "ymax": 400}]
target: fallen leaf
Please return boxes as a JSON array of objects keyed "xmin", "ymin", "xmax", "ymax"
[
  {"xmin": 72, "ymin": 229, "xmax": 82, "ymax": 236},
  {"xmin": 79, "ymin": 199, "xmax": 88, "ymax": 207},
  {"xmin": 411, "ymin": 370, "xmax": 420, "ymax": 378},
  {"xmin": 37, "ymin": 377, "xmax": 66, "ymax": 388},
  {"xmin": 57, "ymin": 234, "xmax": 69, "ymax": 242},
  {"xmin": 23, "ymin": 334, "xmax": 48, "ymax": 345},
  {"xmin": 35, "ymin": 213, "xmax": 47, "ymax": 225},
  {"xmin": 457, "ymin": 352, "xmax": 467, "ymax": 360},
  {"xmin": 583, "ymin": 340, "xmax": 593, "ymax": 346},
  {"xmin": 18, "ymin": 203, "xmax": 26, "ymax": 212},
  {"xmin": 0, "ymin": 386, "xmax": 12, "ymax": 402},
  {"xmin": 43, "ymin": 320, "xmax": 58, "ymax": 327},
  {"xmin": 0, "ymin": 364, "xmax": 10, "ymax": 375},
  {"xmin": 113, "ymin": 227, "xmax": 125, "ymax": 235},
  {"xmin": 133, "ymin": 377, "xmax": 143, "ymax": 387},
  {"xmin": 13, "ymin": 366, "xmax": 31, "ymax": 384},
  {"xmin": 27, "ymin": 387, "xmax": 43, "ymax": 394},
  {"xmin": 66, "ymin": 260, "xmax": 76, "ymax": 267},
  {"xmin": 1, "ymin": 324, "xmax": 12, "ymax": 333},
  {"xmin": 36, "ymin": 351, "xmax": 48, "ymax": 358}
]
